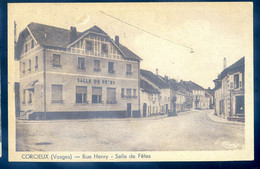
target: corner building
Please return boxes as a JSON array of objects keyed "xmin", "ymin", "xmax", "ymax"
[{"xmin": 16, "ymin": 23, "xmax": 142, "ymax": 120}]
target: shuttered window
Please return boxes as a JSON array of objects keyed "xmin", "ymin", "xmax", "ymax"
[
  {"xmin": 107, "ymin": 88, "xmax": 116, "ymax": 104},
  {"xmin": 76, "ymin": 86, "xmax": 87, "ymax": 103},
  {"xmin": 92, "ymin": 87, "xmax": 102, "ymax": 103},
  {"xmin": 52, "ymin": 84, "xmax": 63, "ymax": 103}
]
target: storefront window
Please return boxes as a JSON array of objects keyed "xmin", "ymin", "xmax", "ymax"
[
  {"xmin": 106, "ymin": 88, "xmax": 116, "ymax": 104},
  {"xmin": 76, "ymin": 86, "xmax": 87, "ymax": 103},
  {"xmin": 53, "ymin": 54, "xmax": 61, "ymax": 67},
  {"xmin": 52, "ymin": 84, "xmax": 63, "ymax": 103},
  {"xmin": 126, "ymin": 64, "xmax": 132, "ymax": 75},
  {"xmin": 94, "ymin": 60, "xmax": 101, "ymax": 72},
  {"xmin": 108, "ymin": 62, "xmax": 115, "ymax": 73},
  {"xmin": 92, "ymin": 87, "xmax": 102, "ymax": 103},
  {"xmin": 78, "ymin": 57, "xmax": 85, "ymax": 70}
]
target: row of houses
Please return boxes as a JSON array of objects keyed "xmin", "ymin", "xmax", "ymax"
[
  {"xmin": 139, "ymin": 69, "xmax": 213, "ymax": 118},
  {"xmin": 14, "ymin": 22, "xmax": 213, "ymax": 120},
  {"xmin": 213, "ymin": 57, "xmax": 245, "ymax": 122}
]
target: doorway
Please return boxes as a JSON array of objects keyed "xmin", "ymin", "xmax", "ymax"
[
  {"xmin": 143, "ymin": 103, "xmax": 147, "ymax": 117},
  {"xmin": 127, "ymin": 103, "xmax": 132, "ymax": 117}
]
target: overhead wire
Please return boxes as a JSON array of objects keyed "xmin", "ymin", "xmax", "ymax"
[{"xmin": 99, "ymin": 11, "xmax": 194, "ymax": 53}]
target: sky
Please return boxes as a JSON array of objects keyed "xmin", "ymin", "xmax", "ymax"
[{"xmin": 8, "ymin": 2, "xmax": 253, "ymax": 89}]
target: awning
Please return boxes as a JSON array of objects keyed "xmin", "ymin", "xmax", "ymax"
[{"xmin": 25, "ymin": 80, "xmax": 39, "ymax": 91}]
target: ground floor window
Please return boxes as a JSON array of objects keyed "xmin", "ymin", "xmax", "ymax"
[
  {"xmin": 92, "ymin": 87, "xmax": 102, "ymax": 103},
  {"xmin": 52, "ymin": 84, "xmax": 63, "ymax": 103},
  {"xmin": 107, "ymin": 88, "xmax": 116, "ymax": 104},
  {"xmin": 76, "ymin": 86, "xmax": 87, "ymax": 103}
]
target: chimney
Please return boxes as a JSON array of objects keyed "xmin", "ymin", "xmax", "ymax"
[
  {"xmin": 70, "ymin": 26, "xmax": 77, "ymax": 43},
  {"xmin": 223, "ymin": 57, "xmax": 226, "ymax": 69},
  {"xmin": 156, "ymin": 68, "xmax": 158, "ymax": 75},
  {"xmin": 115, "ymin": 35, "xmax": 119, "ymax": 45}
]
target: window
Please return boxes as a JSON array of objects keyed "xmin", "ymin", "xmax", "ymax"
[
  {"xmin": 22, "ymin": 62, "xmax": 25, "ymax": 74},
  {"xmin": 52, "ymin": 84, "xmax": 63, "ymax": 103},
  {"xmin": 31, "ymin": 40, "xmax": 34, "ymax": 49},
  {"xmin": 78, "ymin": 57, "xmax": 85, "ymax": 70},
  {"xmin": 107, "ymin": 88, "xmax": 116, "ymax": 104},
  {"xmin": 35, "ymin": 56, "xmax": 38, "ymax": 69},
  {"xmin": 126, "ymin": 64, "xmax": 132, "ymax": 75},
  {"xmin": 126, "ymin": 88, "xmax": 132, "ymax": 98},
  {"xmin": 94, "ymin": 60, "xmax": 101, "ymax": 72},
  {"xmin": 25, "ymin": 44, "xmax": 28, "ymax": 53},
  {"xmin": 22, "ymin": 89, "xmax": 26, "ymax": 104},
  {"xmin": 85, "ymin": 40, "xmax": 93, "ymax": 51},
  {"xmin": 121, "ymin": 88, "xmax": 125, "ymax": 98},
  {"xmin": 234, "ymin": 74, "xmax": 239, "ymax": 89},
  {"xmin": 133, "ymin": 89, "xmax": 137, "ymax": 98},
  {"xmin": 53, "ymin": 54, "xmax": 61, "ymax": 67},
  {"xmin": 28, "ymin": 91, "xmax": 32, "ymax": 104},
  {"xmin": 28, "ymin": 59, "xmax": 31, "ymax": 72},
  {"xmin": 92, "ymin": 87, "xmax": 102, "ymax": 103},
  {"xmin": 108, "ymin": 62, "xmax": 115, "ymax": 73},
  {"xmin": 76, "ymin": 86, "xmax": 87, "ymax": 103},
  {"xmin": 101, "ymin": 43, "xmax": 108, "ymax": 53}
]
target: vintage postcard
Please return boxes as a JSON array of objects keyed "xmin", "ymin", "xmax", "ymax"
[{"xmin": 8, "ymin": 2, "xmax": 253, "ymax": 161}]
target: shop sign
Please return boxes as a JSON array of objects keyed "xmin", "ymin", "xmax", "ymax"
[{"xmin": 77, "ymin": 77, "xmax": 115, "ymax": 85}]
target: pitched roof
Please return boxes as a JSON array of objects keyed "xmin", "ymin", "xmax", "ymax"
[
  {"xmin": 213, "ymin": 57, "xmax": 245, "ymax": 91},
  {"xmin": 218, "ymin": 57, "xmax": 245, "ymax": 80},
  {"xmin": 140, "ymin": 79, "xmax": 160, "ymax": 94},
  {"xmin": 16, "ymin": 22, "xmax": 142, "ymax": 61},
  {"xmin": 180, "ymin": 80, "xmax": 205, "ymax": 91},
  {"xmin": 27, "ymin": 22, "xmax": 79, "ymax": 48},
  {"xmin": 140, "ymin": 69, "xmax": 169, "ymax": 89}
]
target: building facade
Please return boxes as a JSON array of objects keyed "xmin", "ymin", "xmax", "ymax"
[
  {"xmin": 15, "ymin": 22, "xmax": 142, "ymax": 120},
  {"xmin": 180, "ymin": 80, "xmax": 212, "ymax": 110},
  {"xmin": 140, "ymin": 69, "xmax": 171, "ymax": 117},
  {"xmin": 213, "ymin": 57, "xmax": 245, "ymax": 122}
]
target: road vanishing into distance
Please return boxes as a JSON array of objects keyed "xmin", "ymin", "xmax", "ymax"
[{"xmin": 16, "ymin": 110, "xmax": 244, "ymax": 151}]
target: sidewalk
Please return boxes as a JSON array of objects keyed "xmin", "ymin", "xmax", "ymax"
[{"xmin": 206, "ymin": 110, "xmax": 244, "ymax": 125}]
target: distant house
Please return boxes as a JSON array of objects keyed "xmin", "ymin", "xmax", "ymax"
[
  {"xmin": 168, "ymin": 79, "xmax": 193, "ymax": 112},
  {"xmin": 180, "ymin": 80, "xmax": 212, "ymax": 110},
  {"xmin": 140, "ymin": 69, "xmax": 170, "ymax": 117},
  {"xmin": 213, "ymin": 57, "xmax": 245, "ymax": 122}
]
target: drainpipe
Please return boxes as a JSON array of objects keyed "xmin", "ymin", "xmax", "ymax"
[
  {"xmin": 138, "ymin": 61, "xmax": 141, "ymax": 117},
  {"xmin": 43, "ymin": 48, "xmax": 46, "ymax": 120}
]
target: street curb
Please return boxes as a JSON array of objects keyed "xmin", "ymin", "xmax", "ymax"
[{"xmin": 206, "ymin": 111, "xmax": 245, "ymax": 126}]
